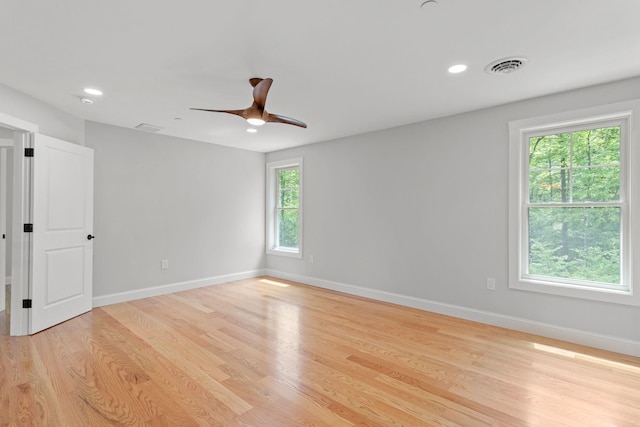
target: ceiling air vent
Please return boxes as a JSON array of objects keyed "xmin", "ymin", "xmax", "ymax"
[
  {"xmin": 485, "ymin": 57, "xmax": 527, "ymax": 75},
  {"xmin": 135, "ymin": 123, "xmax": 164, "ymax": 133}
]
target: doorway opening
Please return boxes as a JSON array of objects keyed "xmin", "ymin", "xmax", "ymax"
[
  {"xmin": 0, "ymin": 112, "xmax": 37, "ymax": 336},
  {"xmin": 0, "ymin": 126, "xmax": 14, "ymax": 336}
]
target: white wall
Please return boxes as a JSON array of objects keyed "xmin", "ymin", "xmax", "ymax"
[
  {"xmin": 266, "ymin": 76, "xmax": 640, "ymax": 351},
  {"xmin": 0, "ymin": 82, "xmax": 84, "ymax": 145},
  {"xmin": 85, "ymin": 121, "xmax": 266, "ymax": 300}
]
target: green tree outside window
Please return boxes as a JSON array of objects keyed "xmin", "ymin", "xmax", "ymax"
[{"xmin": 527, "ymin": 126, "xmax": 621, "ymax": 284}]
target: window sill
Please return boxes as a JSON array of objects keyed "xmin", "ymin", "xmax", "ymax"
[
  {"xmin": 266, "ymin": 247, "xmax": 302, "ymax": 259},
  {"xmin": 509, "ymin": 277, "xmax": 639, "ymax": 306}
]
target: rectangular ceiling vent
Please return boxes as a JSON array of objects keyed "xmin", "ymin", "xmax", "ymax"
[{"xmin": 134, "ymin": 123, "xmax": 164, "ymax": 133}]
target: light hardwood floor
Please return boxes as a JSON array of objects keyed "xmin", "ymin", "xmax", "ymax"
[{"xmin": 1, "ymin": 277, "xmax": 639, "ymax": 426}]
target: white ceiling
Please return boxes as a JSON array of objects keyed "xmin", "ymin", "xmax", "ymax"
[{"xmin": 1, "ymin": 1, "xmax": 639, "ymax": 152}]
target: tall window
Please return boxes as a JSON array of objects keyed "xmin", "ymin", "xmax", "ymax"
[
  {"xmin": 276, "ymin": 167, "xmax": 300, "ymax": 249},
  {"xmin": 266, "ymin": 158, "xmax": 303, "ymax": 258},
  {"xmin": 528, "ymin": 124, "xmax": 622, "ymax": 285},
  {"xmin": 509, "ymin": 101, "xmax": 640, "ymax": 305}
]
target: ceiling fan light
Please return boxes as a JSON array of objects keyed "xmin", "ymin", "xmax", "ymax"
[
  {"xmin": 83, "ymin": 87, "xmax": 103, "ymax": 96},
  {"xmin": 247, "ymin": 118, "xmax": 266, "ymax": 126}
]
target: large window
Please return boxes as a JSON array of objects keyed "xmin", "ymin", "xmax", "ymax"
[
  {"xmin": 266, "ymin": 158, "xmax": 303, "ymax": 258},
  {"xmin": 509, "ymin": 101, "xmax": 640, "ymax": 305}
]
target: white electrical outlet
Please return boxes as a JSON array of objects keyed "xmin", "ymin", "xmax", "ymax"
[
  {"xmin": 486, "ymin": 277, "xmax": 496, "ymax": 290},
  {"xmin": 161, "ymin": 260, "xmax": 169, "ymax": 270},
  {"xmin": 309, "ymin": 254, "xmax": 314, "ymax": 263}
]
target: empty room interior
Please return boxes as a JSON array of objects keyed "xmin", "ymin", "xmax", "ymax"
[{"xmin": 1, "ymin": 1, "xmax": 640, "ymax": 426}]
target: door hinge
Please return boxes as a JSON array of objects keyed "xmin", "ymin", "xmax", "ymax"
[
  {"xmin": 1, "ymin": 234, "xmax": 4, "ymax": 239},
  {"xmin": 24, "ymin": 223, "xmax": 33, "ymax": 233},
  {"xmin": 24, "ymin": 147, "xmax": 34, "ymax": 157},
  {"xmin": 22, "ymin": 299, "xmax": 32, "ymax": 309}
]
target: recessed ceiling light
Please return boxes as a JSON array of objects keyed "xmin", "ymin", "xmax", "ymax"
[
  {"xmin": 83, "ymin": 87, "xmax": 103, "ymax": 96},
  {"xmin": 80, "ymin": 97, "xmax": 94, "ymax": 104},
  {"xmin": 448, "ymin": 64, "xmax": 468, "ymax": 74},
  {"xmin": 246, "ymin": 128, "xmax": 258, "ymax": 133}
]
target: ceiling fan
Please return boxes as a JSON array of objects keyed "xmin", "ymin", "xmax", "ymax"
[{"xmin": 191, "ymin": 78, "xmax": 307, "ymax": 128}]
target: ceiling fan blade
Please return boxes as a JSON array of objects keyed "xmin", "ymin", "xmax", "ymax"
[
  {"xmin": 252, "ymin": 78, "xmax": 273, "ymax": 109},
  {"xmin": 267, "ymin": 113, "xmax": 307, "ymax": 128},
  {"xmin": 190, "ymin": 108, "xmax": 247, "ymax": 118},
  {"xmin": 191, "ymin": 78, "xmax": 306, "ymax": 129},
  {"xmin": 249, "ymin": 78, "xmax": 263, "ymax": 88}
]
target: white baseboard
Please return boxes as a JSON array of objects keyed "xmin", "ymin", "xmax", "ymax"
[
  {"xmin": 266, "ymin": 269, "xmax": 640, "ymax": 358},
  {"xmin": 92, "ymin": 269, "xmax": 267, "ymax": 308}
]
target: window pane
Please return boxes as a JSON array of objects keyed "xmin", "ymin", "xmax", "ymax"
[
  {"xmin": 278, "ymin": 169, "xmax": 290, "ymax": 188},
  {"xmin": 529, "ymin": 133, "xmax": 570, "ymax": 169},
  {"xmin": 529, "ymin": 170, "xmax": 566, "ymax": 203},
  {"xmin": 528, "ymin": 207, "xmax": 620, "ymax": 285},
  {"xmin": 279, "ymin": 168, "xmax": 299, "ymax": 188},
  {"xmin": 573, "ymin": 127, "xmax": 620, "ymax": 167},
  {"xmin": 278, "ymin": 209, "xmax": 299, "ymax": 248},
  {"xmin": 278, "ymin": 189, "xmax": 299, "ymax": 208},
  {"xmin": 289, "ymin": 169, "xmax": 299, "ymax": 187},
  {"xmin": 268, "ymin": 159, "xmax": 303, "ymax": 257},
  {"xmin": 572, "ymin": 166, "xmax": 620, "ymax": 202}
]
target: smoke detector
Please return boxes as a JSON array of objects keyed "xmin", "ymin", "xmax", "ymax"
[{"xmin": 485, "ymin": 57, "xmax": 528, "ymax": 75}]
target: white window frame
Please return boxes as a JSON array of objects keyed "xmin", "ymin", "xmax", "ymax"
[
  {"xmin": 508, "ymin": 100, "xmax": 640, "ymax": 306},
  {"xmin": 266, "ymin": 158, "xmax": 303, "ymax": 258}
]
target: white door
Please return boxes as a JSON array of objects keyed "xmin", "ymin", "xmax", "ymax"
[{"xmin": 30, "ymin": 134, "xmax": 94, "ymax": 333}]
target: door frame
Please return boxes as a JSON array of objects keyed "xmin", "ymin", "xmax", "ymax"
[
  {"xmin": 0, "ymin": 111, "xmax": 38, "ymax": 335},
  {"xmin": 0, "ymin": 141, "xmax": 12, "ymax": 312},
  {"xmin": 0, "ymin": 144, "xmax": 9, "ymax": 312}
]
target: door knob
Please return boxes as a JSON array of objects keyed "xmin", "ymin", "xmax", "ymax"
[{"xmin": 87, "ymin": 234, "xmax": 95, "ymax": 240}]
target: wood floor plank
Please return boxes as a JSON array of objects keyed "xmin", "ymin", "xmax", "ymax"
[
  {"xmin": 2, "ymin": 276, "xmax": 640, "ymax": 426},
  {"xmin": 94, "ymin": 310, "xmax": 236, "ymax": 426},
  {"xmin": 100, "ymin": 303, "xmax": 251, "ymax": 416}
]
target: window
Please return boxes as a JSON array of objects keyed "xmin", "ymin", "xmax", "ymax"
[
  {"xmin": 266, "ymin": 158, "xmax": 303, "ymax": 258},
  {"xmin": 509, "ymin": 100, "xmax": 640, "ymax": 305}
]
